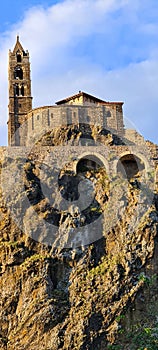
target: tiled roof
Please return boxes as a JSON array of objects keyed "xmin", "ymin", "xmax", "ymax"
[{"xmin": 56, "ymin": 91, "xmax": 123, "ymax": 105}]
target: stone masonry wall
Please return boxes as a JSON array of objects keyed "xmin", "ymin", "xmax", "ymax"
[{"xmin": 25, "ymin": 104, "xmax": 124, "ymax": 146}]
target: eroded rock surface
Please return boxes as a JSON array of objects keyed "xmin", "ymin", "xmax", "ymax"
[{"xmin": 0, "ymin": 129, "xmax": 158, "ymax": 349}]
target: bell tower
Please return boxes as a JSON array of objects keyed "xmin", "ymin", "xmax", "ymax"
[{"xmin": 8, "ymin": 36, "xmax": 32, "ymax": 146}]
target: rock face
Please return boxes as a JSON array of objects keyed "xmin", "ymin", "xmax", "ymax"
[{"xmin": 0, "ymin": 127, "xmax": 158, "ymax": 349}]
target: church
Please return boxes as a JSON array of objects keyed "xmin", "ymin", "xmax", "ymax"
[
  {"xmin": 7, "ymin": 36, "xmax": 158, "ymax": 187},
  {"xmin": 8, "ymin": 36, "xmax": 127, "ymax": 147}
]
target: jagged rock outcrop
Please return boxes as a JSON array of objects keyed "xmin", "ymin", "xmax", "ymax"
[{"xmin": 0, "ymin": 129, "xmax": 158, "ymax": 349}]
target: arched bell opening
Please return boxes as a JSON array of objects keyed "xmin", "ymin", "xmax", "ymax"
[
  {"xmin": 17, "ymin": 54, "xmax": 22, "ymax": 62},
  {"xmin": 14, "ymin": 66, "xmax": 23, "ymax": 80}
]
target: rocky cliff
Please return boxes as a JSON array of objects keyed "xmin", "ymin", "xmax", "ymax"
[{"xmin": 0, "ymin": 127, "xmax": 158, "ymax": 349}]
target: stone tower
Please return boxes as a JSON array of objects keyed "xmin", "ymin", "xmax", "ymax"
[{"xmin": 8, "ymin": 36, "xmax": 32, "ymax": 146}]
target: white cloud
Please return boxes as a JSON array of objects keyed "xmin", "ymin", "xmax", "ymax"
[{"xmin": 0, "ymin": 0, "xmax": 158, "ymax": 145}]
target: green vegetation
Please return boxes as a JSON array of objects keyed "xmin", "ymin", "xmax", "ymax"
[
  {"xmin": 123, "ymin": 324, "xmax": 158, "ymax": 349},
  {"xmin": 138, "ymin": 272, "xmax": 157, "ymax": 286},
  {"xmin": 87, "ymin": 253, "xmax": 123, "ymax": 280},
  {"xmin": 21, "ymin": 253, "xmax": 50, "ymax": 270}
]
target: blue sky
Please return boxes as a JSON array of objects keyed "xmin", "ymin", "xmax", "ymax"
[
  {"xmin": 0, "ymin": 1, "xmax": 58, "ymax": 31},
  {"xmin": 0, "ymin": 0, "xmax": 158, "ymax": 145}
]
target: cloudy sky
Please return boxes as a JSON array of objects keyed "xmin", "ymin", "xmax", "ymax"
[{"xmin": 0, "ymin": 0, "xmax": 158, "ymax": 145}]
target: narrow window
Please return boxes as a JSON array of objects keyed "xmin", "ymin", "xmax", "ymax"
[
  {"xmin": 17, "ymin": 54, "xmax": 21, "ymax": 62},
  {"xmin": 32, "ymin": 114, "xmax": 34, "ymax": 130},
  {"xmin": 15, "ymin": 84, "xmax": 19, "ymax": 96},
  {"xmin": 67, "ymin": 111, "xmax": 72, "ymax": 125},
  {"xmin": 48, "ymin": 109, "xmax": 50, "ymax": 126}
]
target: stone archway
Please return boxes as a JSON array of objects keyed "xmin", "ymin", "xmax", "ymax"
[
  {"xmin": 117, "ymin": 153, "xmax": 145, "ymax": 180},
  {"xmin": 74, "ymin": 152, "xmax": 109, "ymax": 174}
]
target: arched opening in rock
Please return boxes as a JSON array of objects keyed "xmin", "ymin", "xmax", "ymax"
[
  {"xmin": 117, "ymin": 154, "xmax": 145, "ymax": 180},
  {"xmin": 77, "ymin": 155, "xmax": 104, "ymax": 173}
]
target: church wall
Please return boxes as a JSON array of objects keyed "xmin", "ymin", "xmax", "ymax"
[{"xmin": 25, "ymin": 104, "xmax": 124, "ymax": 146}]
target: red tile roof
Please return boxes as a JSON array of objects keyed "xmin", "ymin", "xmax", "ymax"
[{"xmin": 56, "ymin": 91, "xmax": 123, "ymax": 105}]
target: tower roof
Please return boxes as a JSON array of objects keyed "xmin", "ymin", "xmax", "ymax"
[{"xmin": 12, "ymin": 35, "xmax": 25, "ymax": 54}]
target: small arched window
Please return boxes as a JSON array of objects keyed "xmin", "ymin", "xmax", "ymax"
[
  {"xmin": 14, "ymin": 66, "xmax": 23, "ymax": 80},
  {"xmin": 15, "ymin": 84, "xmax": 19, "ymax": 96}
]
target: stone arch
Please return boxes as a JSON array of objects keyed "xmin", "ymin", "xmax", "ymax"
[
  {"xmin": 116, "ymin": 152, "xmax": 146, "ymax": 180},
  {"xmin": 74, "ymin": 152, "xmax": 109, "ymax": 174}
]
